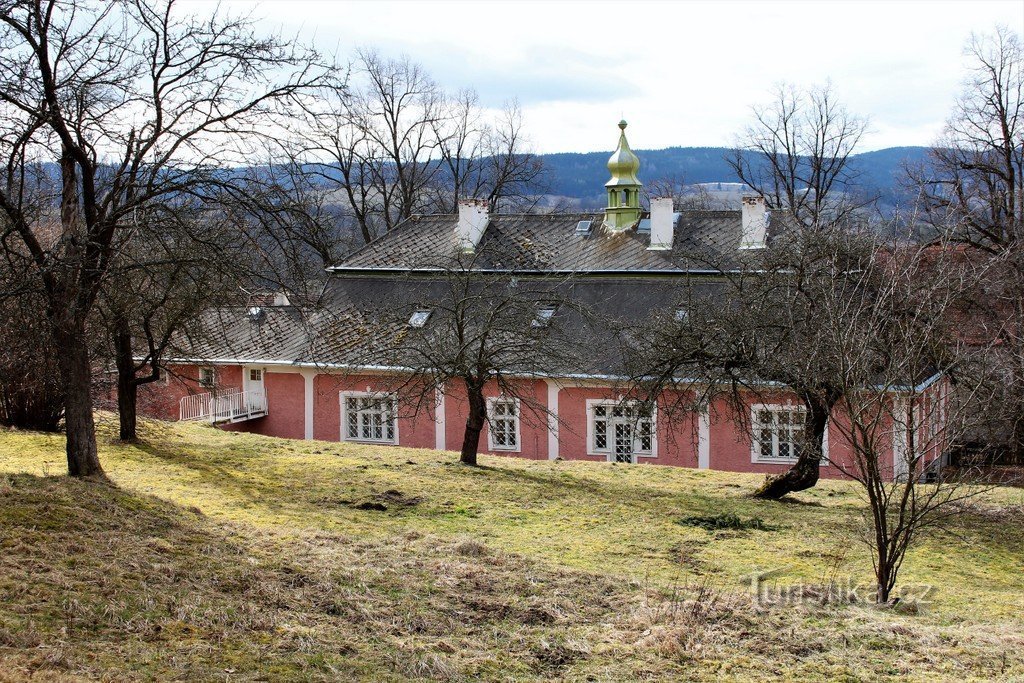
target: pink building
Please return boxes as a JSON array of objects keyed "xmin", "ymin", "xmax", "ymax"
[{"xmin": 143, "ymin": 123, "xmax": 941, "ymax": 481}]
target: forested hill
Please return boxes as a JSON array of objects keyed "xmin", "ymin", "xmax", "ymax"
[{"xmin": 539, "ymin": 145, "xmax": 931, "ymax": 208}]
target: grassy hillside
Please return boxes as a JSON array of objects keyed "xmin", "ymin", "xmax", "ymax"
[{"xmin": 1, "ymin": 416, "xmax": 1022, "ymax": 681}]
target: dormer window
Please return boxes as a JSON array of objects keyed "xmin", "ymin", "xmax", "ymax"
[
  {"xmin": 408, "ymin": 310, "xmax": 432, "ymax": 328},
  {"xmin": 532, "ymin": 305, "xmax": 556, "ymax": 328}
]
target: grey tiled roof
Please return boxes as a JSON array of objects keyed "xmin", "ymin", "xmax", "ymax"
[
  {"xmin": 174, "ymin": 209, "xmax": 764, "ymax": 372},
  {"xmin": 333, "ymin": 210, "xmax": 758, "ymax": 273},
  {"xmin": 172, "ymin": 275, "xmax": 727, "ymax": 377}
]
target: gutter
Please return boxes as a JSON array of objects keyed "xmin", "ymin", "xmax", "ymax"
[
  {"xmin": 161, "ymin": 355, "xmax": 945, "ymax": 395},
  {"xmin": 325, "ymin": 266, "xmax": 749, "ymax": 277}
]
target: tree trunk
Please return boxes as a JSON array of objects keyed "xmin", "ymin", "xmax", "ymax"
[
  {"xmin": 875, "ymin": 546, "xmax": 893, "ymax": 604},
  {"xmin": 56, "ymin": 323, "xmax": 104, "ymax": 478},
  {"xmin": 753, "ymin": 398, "xmax": 830, "ymax": 499},
  {"xmin": 459, "ymin": 380, "xmax": 486, "ymax": 466},
  {"xmin": 113, "ymin": 320, "xmax": 138, "ymax": 442}
]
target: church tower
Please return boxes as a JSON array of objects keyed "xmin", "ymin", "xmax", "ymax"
[{"xmin": 604, "ymin": 120, "xmax": 642, "ymax": 231}]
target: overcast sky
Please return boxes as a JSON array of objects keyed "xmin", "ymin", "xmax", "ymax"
[{"xmin": 208, "ymin": 0, "xmax": 1023, "ymax": 154}]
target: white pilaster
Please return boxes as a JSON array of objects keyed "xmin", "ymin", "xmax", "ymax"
[
  {"xmin": 300, "ymin": 369, "xmax": 316, "ymax": 440},
  {"xmin": 698, "ymin": 407, "xmax": 710, "ymax": 469},
  {"xmin": 893, "ymin": 399, "xmax": 909, "ymax": 482},
  {"xmin": 545, "ymin": 379, "xmax": 559, "ymax": 460},
  {"xmin": 434, "ymin": 385, "xmax": 446, "ymax": 451}
]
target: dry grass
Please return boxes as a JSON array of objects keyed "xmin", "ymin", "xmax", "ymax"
[{"xmin": 0, "ymin": 416, "xmax": 1023, "ymax": 680}]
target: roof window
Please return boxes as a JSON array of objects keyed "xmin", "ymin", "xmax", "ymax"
[
  {"xmin": 532, "ymin": 305, "xmax": 557, "ymax": 328},
  {"xmin": 409, "ymin": 310, "xmax": 432, "ymax": 328},
  {"xmin": 575, "ymin": 220, "xmax": 593, "ymax": 235}
]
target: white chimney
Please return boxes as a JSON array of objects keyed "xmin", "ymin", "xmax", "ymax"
[
  {"xmin": 740, "ymin": 195, "xmax": 768, "ymax": 249},
  {"xmin": 648, "ymin": 197, "xmax": 675, "ymax": 250},
  {"xmin": 455, "ymin": 199, "xmax": 490, "ymax": 253}
]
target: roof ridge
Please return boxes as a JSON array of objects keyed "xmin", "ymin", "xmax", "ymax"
[{"xmin": 407, "ymin": 211, "xmax": 604, "ymax": 219}]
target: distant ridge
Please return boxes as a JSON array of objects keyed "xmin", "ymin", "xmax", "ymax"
[{"xmin": 537, "ymin": 146, "xmax": 931, "ymax": 210}]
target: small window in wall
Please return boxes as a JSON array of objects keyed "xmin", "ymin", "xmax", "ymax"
[
  {"xmin": 588, "ymin": 400, "xmax": 655, "ymax": 463},
  {"xmin": 249, "ymin": 368, "xmax": 262, "ymax": 382},
  {"xmin": 751, "ymin": 405, "xmax": 806, "ymax": 463},
  {"xmin": 342, "ymin": 392, "xmax": 398, "ymax": 444},
  {"xmin": 487, "ymin": 397, "xmax": 520, "ymax": 451},
  {"xmin": 199, "ymin": 367, "xmax": 215, "ymax": 388},
  {"xmin": 409, "ymin": 310, "xmax": 432, "ymax": 328}
]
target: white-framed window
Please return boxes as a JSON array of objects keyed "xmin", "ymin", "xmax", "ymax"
[
  {"xmin": 487, "ymin": 397, "xmax": 521, "ymax": 452},
  {"xmin": 198, "ymin": 366, "xmax": 215, "ymax": 388},
  {"xmin": 341, "ymin": 392, "xmax": 398, "ymax": 445},
  {"xmin": 248, "ymin": 368, "xmax": 262, "ymax": 382},
  {"xmin": 750, "ymin": 404, "xmax": 825, "ymax": 464},
  {"xmin": 587, "ymin": 399, "xmax": 656, "ymax": 463}
]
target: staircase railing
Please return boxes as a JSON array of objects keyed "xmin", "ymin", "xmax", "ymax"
[
  {"xmin": 179, "ymin": 392, "xmax": 212, "ymax": 421},
  {"xmin": 179, "ymin": 389, "xmax": 267, "ymax": 423},
  {"xmin": 210, "ymin": 389, "xmax": 267, "ymax": 423}
]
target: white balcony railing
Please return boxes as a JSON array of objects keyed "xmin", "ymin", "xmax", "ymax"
[{"xmin": 178, "ymin": 389, "xmax": 267, "ymax": 423}]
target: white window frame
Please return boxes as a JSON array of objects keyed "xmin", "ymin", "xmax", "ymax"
[
  {"xmin": 750, "ymin": 403, "xmax": 829, "ymax": 465},
  {"xmin": 198, "ymin": 366, "xmax": 215, "ymax": 388},
  {"xmin": 340, "ymin": 391, "xmax": 399, "ymax": 445},
  {"xmin": 586, "ymin": 399, "xmax": 657, "ymax": 462},
  {"xmin": 486, "ymin": 397, "xmax": 521, "ymax": 452},
  {"xmin": 248, "ymin": 368, "xmax": 263, "ymax": 382}
]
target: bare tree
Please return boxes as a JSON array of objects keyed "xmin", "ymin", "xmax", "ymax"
[
  {"xmin": 914, "ymin": 27, "xmax": 1023, "ymax": 250},
  {"xmin": 0, "ymin": 0, "xmax": 330, "ymax": 476},
  {"xmin": 910, "ymin": 27, "xmax": 1024, "ymax": 461},
  {"xmin": 96, "ymin": 205, "xmax": 250, "ymax": 442},
  {"xmin": 626, "ymin": 220, "xmax": 879, "ymax": 499},
  {"xmin": 300, "ymin": 50, "xmax": 445, "ymax": 244},
  {"xmin": 820, "ymin": 240, "xmax": 998, "ymax": 603},
  {"xmin": 0, "ymin": 256, "xmax": 63, "ymax": 431},
  {"xmin": 729, "ymin": 83, "xmax": 872, "ymax": 227},
  {"xmin": 299, "ymin": 57, "xmax": 547, "ymax": 245}
]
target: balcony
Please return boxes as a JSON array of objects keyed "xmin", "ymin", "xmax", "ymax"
[{"xmin": 179, "ymin": 390, "xmax": 268, "ymax": 424}]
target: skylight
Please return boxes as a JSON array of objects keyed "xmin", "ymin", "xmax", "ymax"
[
  {"xmin": 409, "ymin": 310, "xmax": 432, "ymax": 328},
  {"xmin": 575, "ymin": 220, "xmax": 593, "ymax": 235},
  {"xmin": 532, "ymin": 306, "xmax": 556, "ymax": 328},
  {"xmin": 674, "ymin": 308, "xmax": 688, "ymax": 322}
]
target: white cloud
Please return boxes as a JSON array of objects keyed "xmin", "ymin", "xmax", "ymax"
[{"xmin": 207, "ymin": 0, "xmax": 1023, "ymax": 153}]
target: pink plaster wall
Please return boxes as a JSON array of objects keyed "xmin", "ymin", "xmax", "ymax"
[
  {"xmin": 556, "ymin": 386, "xmax": 699, "ymax": 467},
  {"xmin": 312, "ymin": 373, "xmax": 436, "ymax": 448},
  {"xmin": 442, "ymin": 379, "xmax": 551, "ymax": 460},
  {"xmin": 706, "ymin": 394, "xmax": 866, "ymax": 480},
  {"xmin": 136, "ymin": 364, "xmax": 242, "ymax": 420},
  {"xmin": 224, "ymin": 371, "xmax": 304, "ymax": 440},
  {"xmin": 139, "ymin": 365, "xmax": 930, "ymax": 482}
]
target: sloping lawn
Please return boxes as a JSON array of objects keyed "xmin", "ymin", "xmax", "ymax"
[{"xmin": 0, "ymin": 415, "xmax": 1022, "ymax": 681}]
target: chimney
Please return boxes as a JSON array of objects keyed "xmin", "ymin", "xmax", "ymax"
[
  {"xmin": 455, "ymin": 199, "xmax": 489, "ymax": 253},
  {"xmin": 740, "ymin": 195, "xmax": 768, "ymax": 249},
  {"xmin": 648, "ymin": 197, "xmax": 675, "ymax": 250}
]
